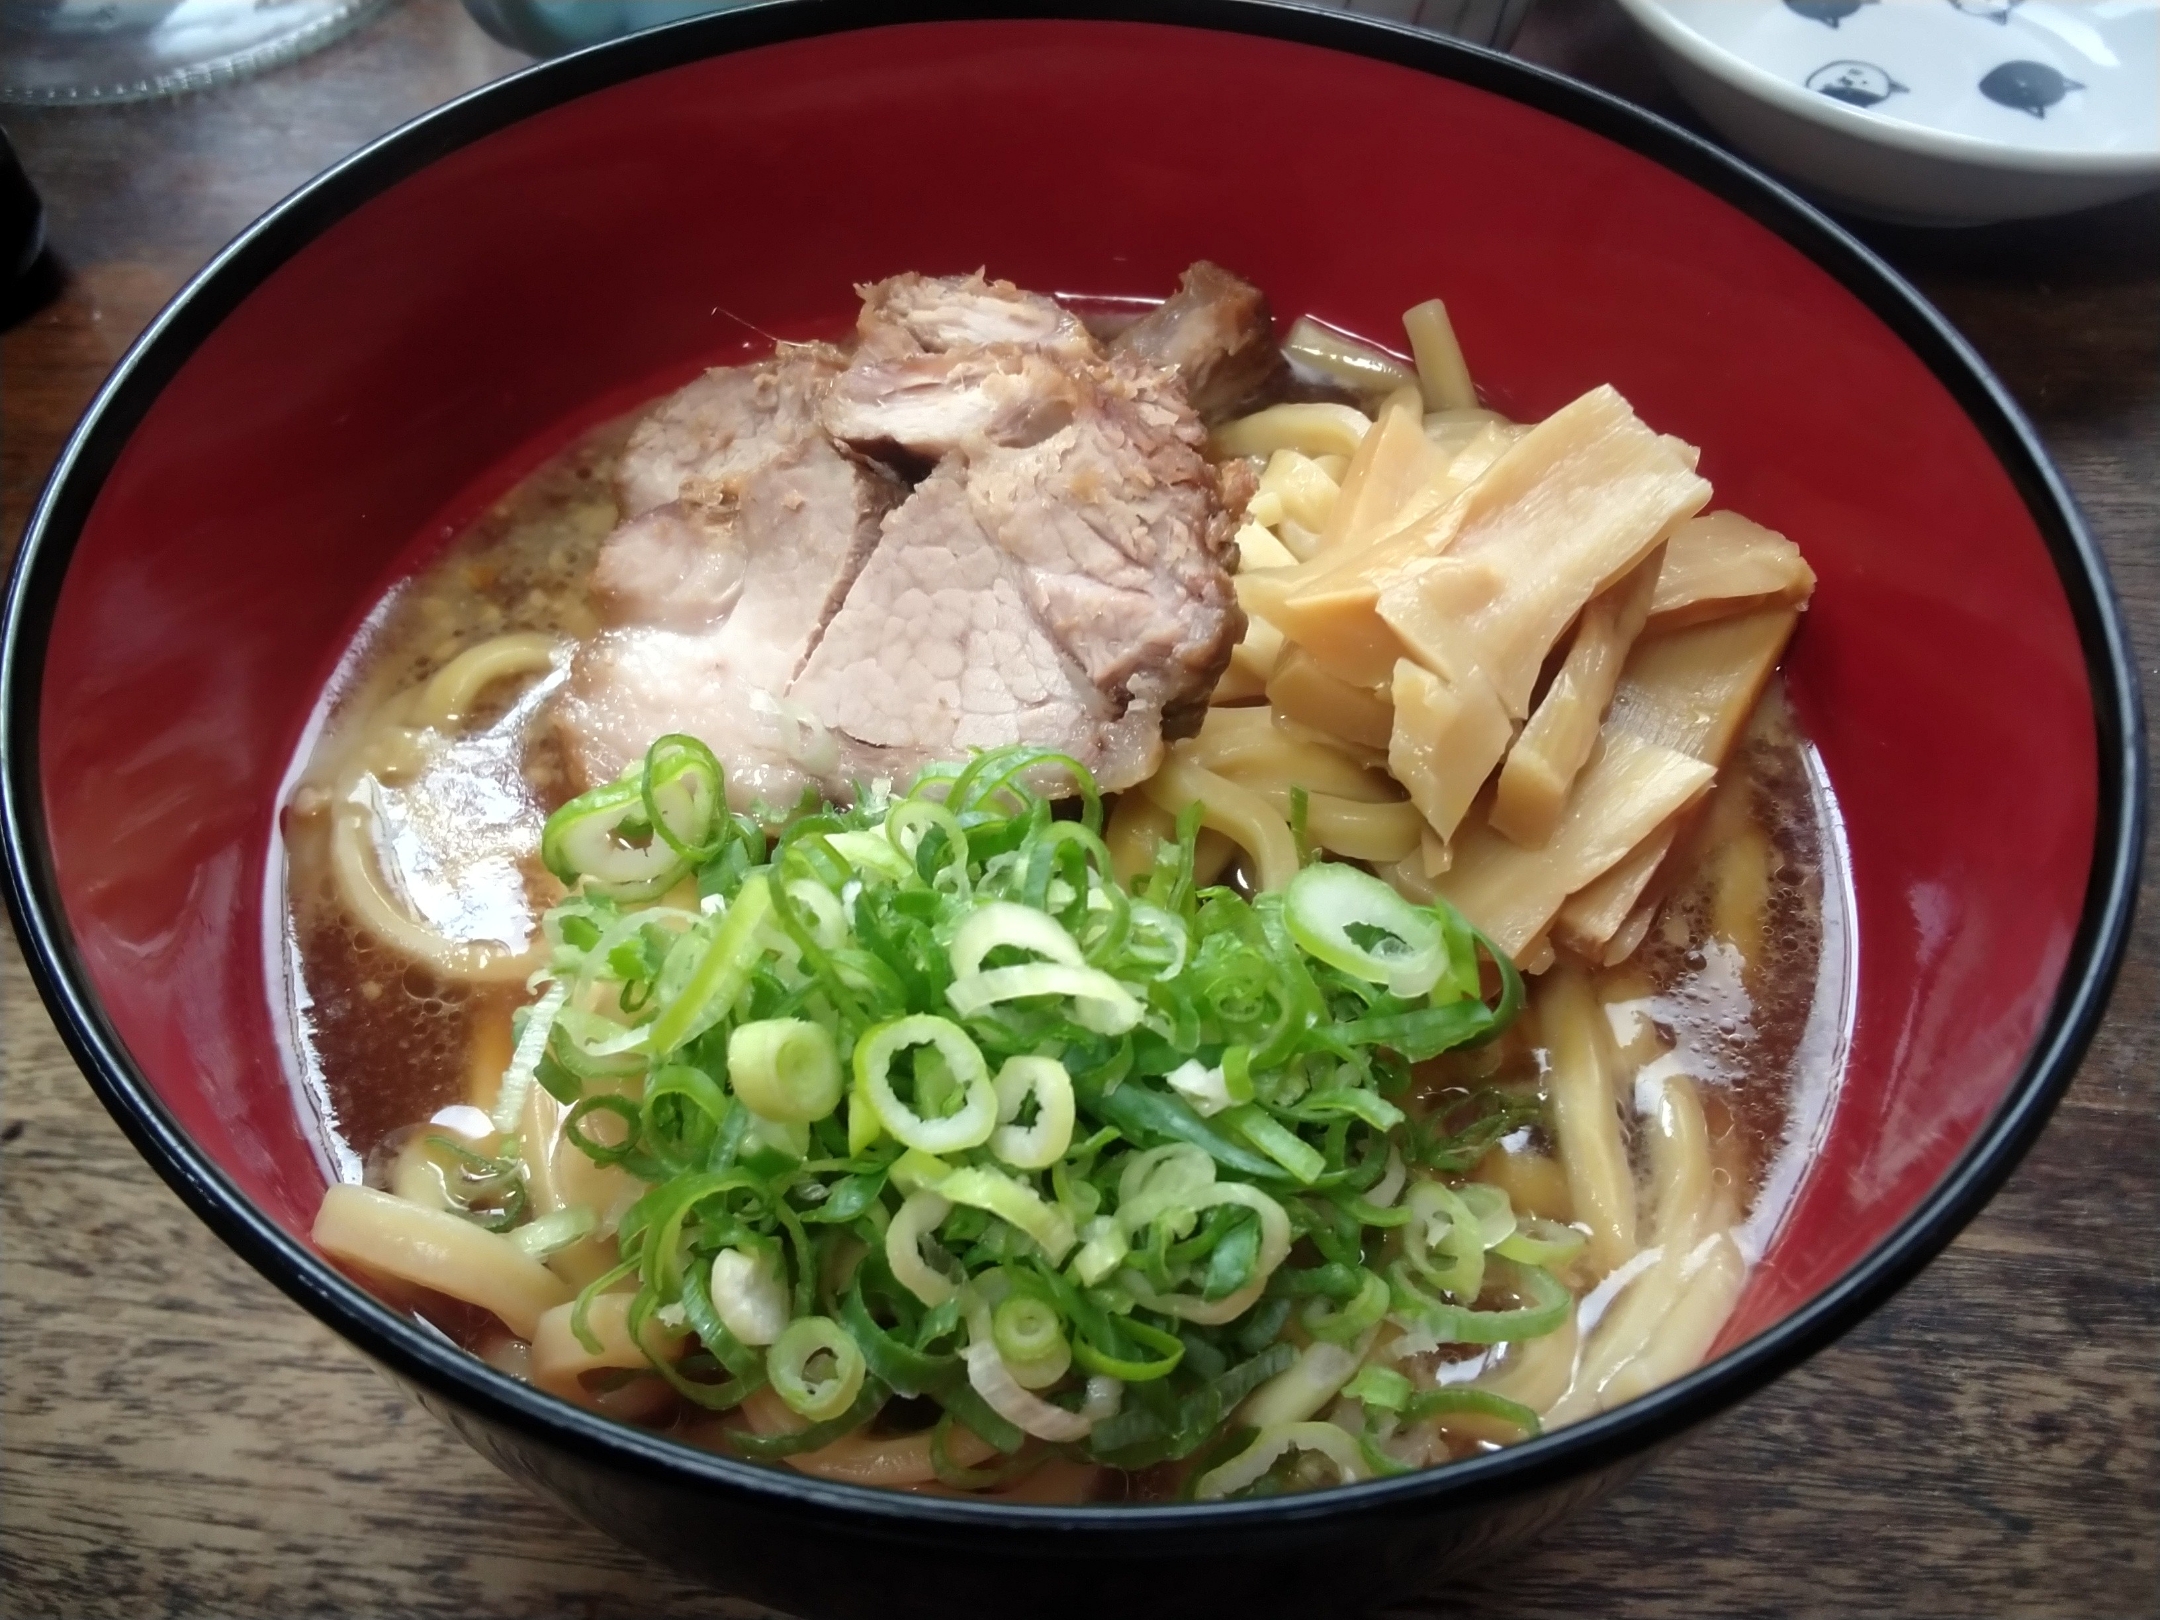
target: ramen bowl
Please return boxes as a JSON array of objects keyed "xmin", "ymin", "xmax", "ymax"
[{"xmin": 0, "ymin": 5, "xmax": 2139, "ymax": 1616}]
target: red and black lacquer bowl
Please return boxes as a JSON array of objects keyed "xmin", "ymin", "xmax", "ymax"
[{"xmin": 0, "ymin": 5, "xmax": 2141, "ymax": 1615}]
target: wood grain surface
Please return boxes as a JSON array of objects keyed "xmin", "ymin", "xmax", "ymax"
[{"xmin": 2, "ymin": 3, "xmax": 2154, "ymax": 1616}]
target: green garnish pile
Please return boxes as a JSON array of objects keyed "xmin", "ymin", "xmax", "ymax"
[{"xmin": 475, "ymin": 737, "xmax": 1580, "ymax": 1496}]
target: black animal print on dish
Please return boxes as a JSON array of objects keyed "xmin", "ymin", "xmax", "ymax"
[
  {"xmin": 1979, "ymin": 60, "xmax": 2083, "ymax": 117},
  {"xmin": 1947, "ymin": 0, "xmax": 2019, "ymax": 21},
  {"xmin": 1805, "ymin": 60, "xmax": 1909, "ymax": 108},
  {"xmin": 1785, "ymin": 0, "xmax": 1875, "ymax": 27}
]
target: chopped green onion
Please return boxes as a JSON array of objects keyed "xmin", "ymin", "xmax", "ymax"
[
  {"xmin": 1388, "ymin": 1259, "xmax": 1573, "ymax": 1345},
  {"xmin": 726, "ymin": 1017, "xmax": 843, "ymax": 1124},
  {"xmin": 1401, "ymin": 1385, "xmax": 1543, "ymax": 1437},
  {"xmin": 1283, "ymin": 863, "xmax": 1447, "ymax": 998},
  {"xmin": 852, "ymin": 1015, "xmax": 997, "ymax": 1154},
  {"xmin": 822, "ymin": 828, "xmax": 914, "ymax": 881},
  {"xmin": 1121, "ymin": 1183, "xmax": 1292, "ymax": 1325},
  {"xmin": 767, "ymin": 1315, "xmax": 868, "ymax": 1422},
  {"xmin": 484, "ymin": 738, "xmax": 1537, "ymax": 1490},
  {"xmin": 963, "ymin": 1339, "xmax": 1093, "ymax": 1443},
  {"xmin": 542, "ymin": 773, "xmax": 689, "ymax": 901},
  {"xmin": 646, "ymin": 875, "xmax": 771, "ymax": 1054},
  {"xmin": 989, "ymin": 1055, "xmax": 1076, "ymax": 1170},
  {"xmin": 1494, "ymin": 1215, "xmax": 1590, "ymax": 1268},
  {"xmin": 1192, "ymin": 1421, "xmax": 1369, "ymax": 1499},
  {"xmin": 506, "ymin": 1204, "xmax": 593, "ymax": 1260},
  {"xmin": 991, "ymin": 1295, "xmax": 1071, "ymax": 1389},
  {"xmin": 1067, "ymin": 1215, "xmax": 1131, "ymax": 1288},
  {"xmin": 945, "ymin": 962, "xmax": 1143, "ymax": 1035},
  {"xmin": 1301, "ymin": 1266, "xmax": 1390, "ymax": 1344},
  {"xmin": 1223, "ymin": 1103, "xmax": 1327, "ymax": 1185},
  {"xmin": 935, "ymin": 1166, "xmax": 1077, "ymax": 1265},
  {"xmin": 1342, "ymin": 1364, "xmax": 1412, "ymax": 1413},
  {"xmin": 638, "ymin": 734, "xmax": 726, "ymax": 861},
  {"xmin": 1454, "ymin": 1181, "xmax": 1519, "ymax": 1250},
  {"xmin": 886, "ymin": 1191, "xmax": 958, "ymax": 1308},
  {"xmin": 1403, "ymin": 1178, "xmax": 1489, "ymax": 1304},
  {"xmin": 491, "ymin": 980, "xmax": 566, "ymax": 1133},
  {"xmin": 708, "ymin": 1247, "xmax": 789, "ymax": 1346},
  {"xmin": 949, "ymin": 900, "xmax": 1085, "ymax": 977}
]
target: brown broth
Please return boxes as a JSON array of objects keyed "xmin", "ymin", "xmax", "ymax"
[{"xmin": 276, "ymin": 348, "xmax": 1849, "ymax": 1496}]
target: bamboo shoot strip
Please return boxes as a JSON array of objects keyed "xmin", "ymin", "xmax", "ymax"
[
  {"xmin": 1436, "ymin": 732, "xmax": 1714, "ymax": 960},
  {"xmin": 1403, "ymin": 298, "xmax": 1477, "ymax": 413},
  {"xmin": 1378, "ymin": 385, "xmax": 1711, "ymax": 721},
  {"xmin": 1647, "ymin": 511, "xmax": 1816, "ymax": 634},
  {"xmin": 1490, "ymin": 546, "xmax": 1665, "ymax": 849},
  {"xmin": 1552, "ymin": 817, "xmax": 1680, "ymax": 957},
  {"xmin": 1322, "ymin": 386, "xmax": 1457, "ymax": 555},
  {"xmin": 1388, "ymin": 658, "xmax": 1513, "ymax": 845},
  {"xmin": 1609, "ymin": 608, "xmax": 1801, "ymax": 760},
  {"xmin": 1550, "ymin": 610, "xmax": 1798, "ymax": 954},
  {"xmin": 1235, "ymin": 422, "xmax": 1513, "ymax": 691},
  {"xmin": 1267, "ymin": 645, "xmax": 1395, "ymax": 752}
]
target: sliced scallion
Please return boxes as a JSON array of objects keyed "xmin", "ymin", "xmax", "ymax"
[
  {"xmin": 852, "ymin": 1015, "xmax": 997, "ymax": 1154},
  {"xmin": 727, "ymin": 1017, "xmax": 843, "ymax": 1124},
  {"xmin": 767, "ymin": 1315, "xmax": 868, "ymax": 1422}
]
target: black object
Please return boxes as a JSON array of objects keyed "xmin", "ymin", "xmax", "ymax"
[
  {"xmin": 1948, "ymin": 0, "xmax": 2020, "ymax": 22},
  {"xmin": 0, "ymin": 6, "xmax": 2143, "ymax": 1620},
  {"xmin": 1784, "ymin": 0, "xmax": 1874, "ymax": 27},
  {"xmin": 1805, "ymin": 59, "xmax": 1909, "ymax": 108},
  {"xmin": 1981, "ymin": 60, "xmax": 2084, "ymax": 118},
  {"xmin": 0, "ymin": 125, "xmax": 49, "ymax": 319}
]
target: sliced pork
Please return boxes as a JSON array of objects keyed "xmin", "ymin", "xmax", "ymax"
[
  {"xmin": 588, "ymin": 503, "xmax": 743, "ymax": 633},
  {"xmin": 821, "ymin": 347, "xmax": 1084, "ymax": 459},
  {"xmin": 1109, "ymin": 260, "xmax": 1283, "ymax": 423},
  {"xmin": 562, "ymin": 433, "xmax": 902, "ymax": 795},
  {"xmin": 854, "ymin": 271, "xmax": 1097, "ymax": 365},
  {"xmin": 557, "ymin": 265, "xmax": 1256, "ymax": 803},
  {"xmin": 614, "ymin": 341, "xmax": 844, "ymax": 518},
  {"xmin": 962, "ymin": 367, "xmax": 1243, "ymax": 739},
  {"xmin": 789, "ymin": 466, "xmax": 1129, "ymax": 773}
]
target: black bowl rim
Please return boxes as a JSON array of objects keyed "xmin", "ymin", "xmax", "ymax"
[{"xmin": 0, "ymin": 0, "xmax": 2143, "ymax": 1542}]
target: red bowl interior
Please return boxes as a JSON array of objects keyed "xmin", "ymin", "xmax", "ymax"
[{"xmin": 32, "ymin": 20, "xmax": 2095, "ymax": 1370}]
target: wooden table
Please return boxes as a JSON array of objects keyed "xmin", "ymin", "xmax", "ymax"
[{"xmin": 2, "ymin": 3, "xmax": 2152, "ymax": 1615}]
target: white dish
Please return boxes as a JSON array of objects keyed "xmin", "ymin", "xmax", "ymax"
[{"xmin": 1614, "ymin": 0, "xmax": 2160, "ymax": 224}]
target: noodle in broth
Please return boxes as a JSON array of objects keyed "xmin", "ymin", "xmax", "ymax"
[{"xmin": 277, "ymin": 272, "xmax": 1847, "ymax": 1502}]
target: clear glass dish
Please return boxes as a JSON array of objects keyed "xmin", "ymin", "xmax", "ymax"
[{"xmin": 0, "ymin": 0, "xmax": 392, "ymax": 105}]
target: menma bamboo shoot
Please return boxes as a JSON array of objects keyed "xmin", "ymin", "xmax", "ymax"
[
  {"xmin": 1388, "ymin": 658, "xmax": 1514, "ymax": 845},
  {"xmin": 1647, "ymin": 511, "xmax": 1815, "ymax": 634},
  {"xmin": 1490, "ymin": 547, "xmax": 1664, "ymax": 848},
  {"xmin": 1436, "ymin": 731, "xmax": 1715, "ymax": 960}
]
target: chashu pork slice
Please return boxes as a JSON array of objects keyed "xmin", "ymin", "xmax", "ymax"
[
  {"xmin": 824, "ymin": 268, "xmax": 1245, "ymax": 750},
  {"xmin": 822, "ymin": 346, "xmax": 1086, "ymax": 460},
  {"xmin": 789, "ymin": 466, "xmax": 1166, "ymax": 791},
  {"xmin": 962, "ymin": 367, "xmax": 1243, "ymax": 742},
  {"xmin": 615, "ymin": 341, "xmax": 846, "ymax": 519},
  {"xmin": 853, "ymin": 270, "xmax": 1099, "ymax": 365},
  {"xmin": 1108, "ymin": 260, "xmax": 1283, "ymax": 423},
  {"xmin": 824, "ymin": 271, "xmax": 1103, "ymax": 457},
  {"xmin": 588, "ymin": 502, "xmax": 744, "ymax": 633},
  {"xmin": 560, "ymin": 434, "xmax": 903, "ymax": 801}
]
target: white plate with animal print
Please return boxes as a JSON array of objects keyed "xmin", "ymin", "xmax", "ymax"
[{"xmin": 1617, "ymin": 0, "xmax": 2159, "ymax": 221}]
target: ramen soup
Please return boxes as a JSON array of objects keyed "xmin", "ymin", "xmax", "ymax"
[{"xmin": 281, "ymin": 266, "xmax": 1845, "ymax": 1503}]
